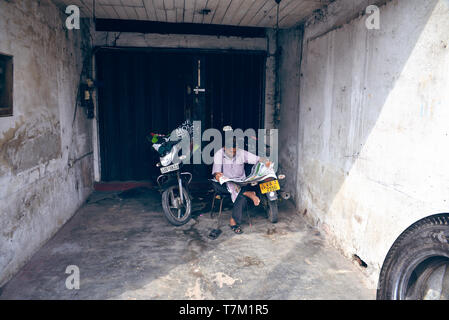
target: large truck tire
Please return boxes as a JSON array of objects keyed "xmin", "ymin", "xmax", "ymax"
[{"xmin": 377, "ymin": 214, "xmax": 449, "ymax": 300}]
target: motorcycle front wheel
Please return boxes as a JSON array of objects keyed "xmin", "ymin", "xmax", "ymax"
[{"xmin": 161, "ymin": 185, "xmax": 192, "ymax": 226}]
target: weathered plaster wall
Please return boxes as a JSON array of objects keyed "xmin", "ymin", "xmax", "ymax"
[
  {"xmin": 0, "ymin": 0, "xmax": 94, "ymax": 286},
  {"xmin": 295, "ymin": 0, "xmax": 449, "ymax": 285}
]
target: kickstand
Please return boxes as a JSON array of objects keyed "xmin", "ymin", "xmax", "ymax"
[{"xmin": 209, "ymin": 196, "xmax": 224, "ymax": 240}]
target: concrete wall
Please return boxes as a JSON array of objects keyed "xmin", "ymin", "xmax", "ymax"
[
  {"xmin": 277, "ymin": 27, "xmax": 304, "ymax": 200},
  {"xmin": 0, "ymin": 0, "xmax": 94, "ymax": 286},
  {"xmin": 291, "ymin": 0, "xmax": 449, "ymax": 285},
  {"xmin": 93, "ymin": 31, "xmax": 268, "ymax": 51},
  {"xmin": 264, "ymin": 29, "xmax": 276, "ymax": 130}
]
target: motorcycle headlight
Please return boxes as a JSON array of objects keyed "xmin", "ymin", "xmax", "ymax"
[
  {"xmin": 161, "ymin": 151, "xmax": 175, "ymax": 166},
  {"xmin": 160, "ymin": 155, "xmax": 172, "ymax": 167},
  {"xmin": 160, "ymin": 143, "xmax": 181, "ymax": 167}
]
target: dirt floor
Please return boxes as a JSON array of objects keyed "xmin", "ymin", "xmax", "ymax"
[{"xmin": 0, "ymin": 187, "xmax": 375, "ymax": 300}]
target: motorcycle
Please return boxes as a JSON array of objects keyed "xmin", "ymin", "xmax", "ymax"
[
  {"xmin": 155, "ymin": 143, "xmax": 193, "ymax": 226},
  {"xmin": 247, "ymin": 166, "xmax": 286, "ymax": 223},
  {"xmin": 253, "ymin": 174, "xmax": 285, "ymax": 223},
  {"xmin": 150, "ymin": 121, "xmax": 194, "ymax": 226}
]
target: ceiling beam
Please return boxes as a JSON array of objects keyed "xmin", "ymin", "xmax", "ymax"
[{"xmin": 95, "ymin": 18, "xmax": 267, "ymax": 37}]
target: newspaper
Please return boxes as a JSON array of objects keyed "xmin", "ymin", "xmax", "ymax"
[
  {"xmin": 215, "ymin": 162, "xmax": 277, "ymax": 185},
  {"xmin": 213, "ymin": 162, "xmax": 278, "ymax": 203}
]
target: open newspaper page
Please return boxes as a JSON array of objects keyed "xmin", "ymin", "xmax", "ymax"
[
  {"xmin": 212, "ymin": 162, "xmax": 277, "ymax": 203},
  {"xmin": 216, "ymin": 162, "xmax": 277, "ymax": 185}
]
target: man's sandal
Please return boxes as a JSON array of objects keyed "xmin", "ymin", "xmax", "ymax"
[{"xmin": 230, "ymin": 224, "xmax": 243, "ymax": 234}]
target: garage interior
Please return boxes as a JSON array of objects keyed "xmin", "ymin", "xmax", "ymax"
[{"xmin": 0, "ymin": 0, "xmax": 448, "ymax": 300}]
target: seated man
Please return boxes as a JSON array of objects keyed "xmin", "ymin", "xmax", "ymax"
[{"xmin": 212, "ymin": 139, "xmax": 271, "ymax": 234}]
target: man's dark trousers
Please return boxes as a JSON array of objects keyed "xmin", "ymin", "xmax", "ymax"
[{"xmin": 211, "ymin": 182, "xmax": 247, "ymax": 225}]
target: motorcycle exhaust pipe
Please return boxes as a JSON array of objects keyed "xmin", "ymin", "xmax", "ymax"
[{"xmin": 280, "ymin": 191, "xmax": 291, "ymax": 200}]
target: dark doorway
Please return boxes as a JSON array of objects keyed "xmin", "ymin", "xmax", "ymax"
[{"xmin": 96, "ymin": 48, "xmax": 266, "ymax": 182}]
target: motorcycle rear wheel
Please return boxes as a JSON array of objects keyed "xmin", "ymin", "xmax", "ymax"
[{"xmin": 267, "ymin": 200, "xmax": 278, "ymax": 224}]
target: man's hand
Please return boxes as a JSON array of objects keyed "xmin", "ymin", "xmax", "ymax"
[
  {"xmin": 215, "ymin": 172, "xmax": 224, "ymax": 181},
  {"xmin": 260, "ymin": 158, "xmax": 272, "ymax": 168}
]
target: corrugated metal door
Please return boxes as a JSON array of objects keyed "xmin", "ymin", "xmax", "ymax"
[{"xmin": 96, "ymin": 49, "xmax": 265, "ymax": 181}]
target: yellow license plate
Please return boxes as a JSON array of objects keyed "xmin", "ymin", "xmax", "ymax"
[{"xmin": 259, "ymin": 180, "xmax": 280, "ymax": 194}]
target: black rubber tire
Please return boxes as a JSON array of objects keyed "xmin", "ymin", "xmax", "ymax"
[
  {"xmin": 267, "ymin": 200, "xmax": 278, "ymax": 224},
  {"xmin": 377, "ymin": 213, "xmax": 449, "ymax": 300},
  {"xmin": 161, "ymin": 185, "xmax": 192, "ymax": 226}
]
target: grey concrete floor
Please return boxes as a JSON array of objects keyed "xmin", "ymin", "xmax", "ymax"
[{"xmin": 0, "ymin": 187, "xmax": 375, "ymax": 300}]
